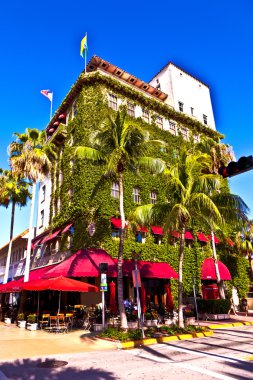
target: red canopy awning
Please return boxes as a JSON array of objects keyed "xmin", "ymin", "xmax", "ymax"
[
  {"xmin": 171, "ymin": 230, "xmax": 180, "ymax": 238},
  {"xmin": 22, "ymin": 276, "xmax": 98, "ymax": 292},
  {"xmin": 185, "ymin": 231, "xmax": 194, "ymax": 240},
  {"xmin": 43, "ymin": 248, "xmax": 117, "ymax": 278},
  {"xmin": 226, "ymin": 238, "xmax": 235, "ymax": 247},
  {"xmin": 207, "ymin": 235, "xmax": 220, "ymax": 244},
  {"xmin": 41, "ymin": 229, "xmax": 61, "ymax": 244},
  {"xmin": 201, "ymin": 258, "xmax": 232, "ymax": 280},
  {"xmin": 197, "ymin": 232, "xmax": 209, "ymax": 243},
  {"xmin": 151, "ymin": 226, "xmax": 164, "ymax": 235},
  {"xmin": 110, "ymin": 218, "xmax": 122, "ymax": 228},
  {"xmin": 116, "ymin": 259, "xmax": 178, "ymax": 279},
  {"xmin": 137, "ymin": 226, "xmax": 149, "ymax": 233},
  {"xmin": 62, "ymin": 223, "xmax": 73, "ymax": 234}
]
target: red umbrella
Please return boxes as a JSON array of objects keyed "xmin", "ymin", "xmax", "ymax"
[
  {"xmin": 0, "ymin": 280, "xmax": 24, "ymax": 293},
  {"xmin": 21, "ymin": 276, "xmax": 99, "ymax": 314},
  {"xmin": 165, "ymin": 283, "xmax": 174, "ymax": 312},
  {"xmin": 109, "ymin": 281, "xmax": 117, "ymax": 315},
  {"xmin": 140, "ymin": 284, "xmax": 146, "ymax": 313},
  {"xmin": 21, "ymin": 276, "xmax": 99, "ymax": 292}
]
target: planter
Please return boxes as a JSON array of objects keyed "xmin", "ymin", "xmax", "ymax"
[
  {"xmin": 17, "ymin": 320, "xmax": 26, "ymax": 328},
  {"xmin": 26, "ymin": 323, "xmax": 38, "ymax": 331},
  {"xmin": 4, "ymin": 317, "xmax": 11, "ymax": 325},
  {"xmin": 145, "ymin": 319, "xmax": 158, "ymax": 327},
  {"xmin": 127, "ymin": 321, "xmax": 138, "ymax": 329},
  {"xmin": 93, "ymin": 323, "xmax": 106, "ymax": 332},
  {"xmin": 164, "ymin": 318, "xmax": 174, "ymax": 326},
  {"xmin": 185, "ymin": 317, "xmax": 196, "ymax": 325}
]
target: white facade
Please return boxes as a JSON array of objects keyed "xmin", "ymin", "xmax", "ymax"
[{"xmin": 149, "ymin": 63, "xmax": 216, "ymax": 130}]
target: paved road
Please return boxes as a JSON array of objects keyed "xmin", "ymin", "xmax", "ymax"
[{"xmin": 1, "ymin": 326, "xmax": 253, "ymax": 379}]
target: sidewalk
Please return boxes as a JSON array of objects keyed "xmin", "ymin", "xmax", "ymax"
[
  {"xmin": 0, "ymin": 322, "xmax": 118, "ymax": 362},
  {"xmin": 1, "ymin": 313, "xmax": 253, "ymax": 362}
]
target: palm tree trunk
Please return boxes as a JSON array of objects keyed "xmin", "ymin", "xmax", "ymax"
[
  {"xmin": 178, "ymin": 227, "xmax": 186, "ymax": 328},
  {"xmin": 24, "ymin": 182, "xmax": 36, "ymax": 282},
  {"xmin": 3, "ymin": 201, "xmax": 16, "ymax": 284},
  {"xmin": 211, "ymin": 230, "xmax": 225, "ymax": 299},
  {"xmin": 117, "ymin": 171, "xmax": 128, "ymax": 329}
]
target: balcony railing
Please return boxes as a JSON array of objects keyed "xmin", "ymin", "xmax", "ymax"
[{"xmin": 31, "ymin": 250, "xmax": 72, "ymax": 270}]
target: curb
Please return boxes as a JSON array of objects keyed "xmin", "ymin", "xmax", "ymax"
[
  {"xmin": 118, "ymin": 331, "xmax": 213, "ymax": 349},
  {"xmin": 207, "ymin": 321, "xmax": 253, "ymax": 329}
]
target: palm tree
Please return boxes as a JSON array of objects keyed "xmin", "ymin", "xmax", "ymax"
[
  {"xmin": 75, "ymin": 111, "xmax": 165, "ymax": 329},
  {"xmin": 8, "ymin": 128, "xmax": 56, "ymax": 282},
  {"xmin": 235, "ymin": 221, "xmax": 253, "ymax": 279},
  {"xmin": 0, "ymin": 169, "xmax": 31, "ymax": 283},
  {"xmin": 132, "ymin": 149, "xmax": 248, "ymax": 327}
]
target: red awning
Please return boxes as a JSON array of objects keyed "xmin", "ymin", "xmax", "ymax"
[
  {"xmin": 62, "ymin": 223, "xmax": 73, "ymax": 234},
  {"xmin": 43, "ymin": 248, "xmax": 117, "ymax": 278},
  {"xmin": 151, "ymin": 226, "xmax": 164, "ymax": 235},
  {"xmin": 33, "ymin": 238, "xmax": 43, "ymax": 247},
  {"xmin": 185, "ymin": 231, "xmax": 194, "ymax": 240},
  {"xmin": 171, "ymin": 230, "xmax": 180, "ymax": 238},
  {"xmin": 137, "ymin": 226, "xmax": 149, "ymax": 233},
  {"xmin": 207, "ymin": 235, "xmax": 220, "ymax": 244},
  {"xmin": 197, "ymin": 232, "xmax": 209, "ymax": 243},
  {"xmin": 41, "ymin": 229, "xmax": 61, "ymax": 244},
  {"xmin": 201, "ymin": 258, "xmax": 232, "ymax": 280},
  {"xmin": 226, "ymin": 238, "xmax": 235, "ymax": 247},
  {"xmin": 110, "ymin": 218, "xmax": 122, "ymax": 228},
  {"xmin": 117, "ymin": 259, "xmax": 178, "ymax": 279}
]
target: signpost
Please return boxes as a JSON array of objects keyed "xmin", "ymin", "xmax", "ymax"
[
  {"xmin": 132, "ymin": 259, "xmax": 145, "ymax": 338},
  {"xmin": 100, "ymin": 271, "xmax": 108, "ymax": 330}
]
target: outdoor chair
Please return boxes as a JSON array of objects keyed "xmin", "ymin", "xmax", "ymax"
[
  {"xmin": 39, "ymin": 313, "xmax": 50, "ymax": 329},
  {"xmin": 57, "ymin": 315, "xmax": 68, "ymax": 333},
  {"xmin": 48, "ymin": 316, "xmax": 58, "ymax": 333},
  {"xmin": 65, "ymin": 313, "xmax": 74, "ymax": 330}
]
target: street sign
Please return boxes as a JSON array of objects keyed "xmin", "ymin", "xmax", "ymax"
[{"xmin": 100, "ymin": 273, "xmax": 107, "ymax": 291}]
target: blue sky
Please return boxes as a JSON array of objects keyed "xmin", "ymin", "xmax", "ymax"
[{"xmin": 0, "ymin": 0, "xmax": 253, "ymax": 247}]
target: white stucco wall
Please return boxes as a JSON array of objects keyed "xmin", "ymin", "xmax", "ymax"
[
  {"xmin": 36, "ymin": 177, "xmax": 52, "ymax": 235},
  {"xmin": 149, "ymin": 63, "xmax": 216, "ymax": 130}
]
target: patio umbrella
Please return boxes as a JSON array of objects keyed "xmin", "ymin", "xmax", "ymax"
[
  {"xmin": 165, "ymin": 283, "xmax": 174, "ymax": 312},
  {"xmin": 109, "ymin": 281, "xmax": 117, "ymax": 315},
  {"xmin": 140, "ymin": 284, "xmax": 146, "ymax": 313},
  {"xmin": 21, "ymin": 276, "xmax": 98, "ymax": 313}
]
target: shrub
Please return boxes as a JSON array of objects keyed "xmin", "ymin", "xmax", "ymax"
[
  {"xmin": 197, "ymin": 299, "xmax": 231, "ymax": 314},
  {"xmin": 27, "ymin": 314, "xmax": 37, "ymax": 324},
  {"xmin": 17, "ymin": 313, "xmax": 25, "ymax": 321}
]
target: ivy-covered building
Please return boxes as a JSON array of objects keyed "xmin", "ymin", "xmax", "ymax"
[{"xmin": 28, "ymin": 55, "xmax": 247, "ymax": 305}]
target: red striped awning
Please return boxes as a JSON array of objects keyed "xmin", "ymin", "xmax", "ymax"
[
  {"xmin": 185, "ymin": 231, "xmax": 194, "ymax": 240},
  {"xmin": 41, "ymin": 229, "xmax": 61, "ymax": 244},
  {"xmin": 201, "ymin": 258, "xmax": 231, "ymax": 280},
  {"xmin": 171, "ymin": 230, "xmax": 180, "ymax": 238},
  {"xmin": 151, "ymin": 226, "xmax": 164, "ymax": 235},
  {"xmin": 207, "ymin": 235, "xmax": 220, "ymax": 244},
  {"xmin": 62, "ymin": 223, "xmax": 73, "ymax": 234},
  {"xmin": 197, "ymin": 232, "xmax": 209, "ymax": 243}
]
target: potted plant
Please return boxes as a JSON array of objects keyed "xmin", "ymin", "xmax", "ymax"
[
  {"xmin": 127, "ymin": 312, "xmax": 138, "ymax": 329},
  {"xmin": 144, "ymin": 310, "xmax": 158, "ymax": 327},
  {"xmin": 17, "ymin": 313, "xmax": 26, "ymax": 328},
  {"xmin": 26, "ymin": 314, "xmax": 38, "ymax": 331}
]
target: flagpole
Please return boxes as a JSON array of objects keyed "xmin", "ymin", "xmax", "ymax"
[
  {"xmin": 85, "ymin": 32, "xmax": 87, "ymax": 74},
  {"xmin": 50, "ymin": 93, "xmax": 53, "ymax": 120}
]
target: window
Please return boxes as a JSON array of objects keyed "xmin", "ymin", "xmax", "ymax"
[
  {"xmin": 133, "ymin": 187, "xmax": 141, "ymax": 203},
  {"xmin": 111, "ymin": 182, "xmax": 119, "ymax": 198},
  {"xmin": 40, "ymin": 210, "xmax": 44, "ymax": 227},
  {"xmin": 108, "ymin": 93, "xmax": 118, "ymax": 110},
  {"xmin": 169, "ymin": 121, "xmax": 177, "ymax": 135},
  {"xmin": 112, "ymin": 230, "xmax": 120, "ymax": 239},
  {"xmin": 180, "ymin": 127, "xmax": 188, "ymax": 140},
  {"xmin": 150, "ymin": 191, "xmax": 157, "ymax": 204},
  {"xmin": 142, "ymin": 109, "xmax": 150, "ymax": 123},
  {"xmin": 156, "ymin": 79, "xmax": 161, "ymax": 90},
  {"xmin": 193, "ymin": 134, "xmax": 200, "ymax": 143},
  {"xmin": 41, "ymin": 185, "xmax": 46, "ymax": 203},
  {"xmin": 190, "ymin": 107, "xmax": 194, "ymax": 116},
  {"xmin": 178, "ymin": 101, "xmax": 184, "ymax": 112},
  {"xmin": 155, "ymin": 116, "xmax": 163, "ymax": 129},
  {"xmin": 72, "ymin": 101, "xmax": 77, "ymax": 118},
  {"xmin": 203, "ymin": 114, "xmax": 208, "ymax": 125},
  {"xmin": 127, "ymin": 102, "xmax": 135, "ymax": 117}
]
